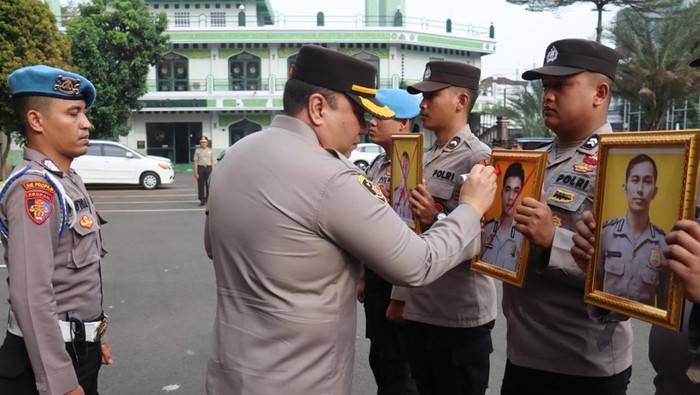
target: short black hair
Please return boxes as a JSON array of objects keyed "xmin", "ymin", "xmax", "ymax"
[
  {"xmin": 11, "ymin": 95, "xmax": 51, "ymax": 134},
  {"xmin": 625, "ymin": 154, "xmax": 657, "ymax": 184},
  {"xmin": 503, "ymin": 162, "xmax": 525, "ymax": 187},
  {"xmin": 283, "ymin": 78, "xmax": 339, "ymax": 116}
]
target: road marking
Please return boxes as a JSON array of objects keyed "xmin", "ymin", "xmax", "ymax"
[{"xmin": 99, "ymin": 208, "xmax": 204, "ymax": 213}]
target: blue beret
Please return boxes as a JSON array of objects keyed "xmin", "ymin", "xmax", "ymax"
[
  {"xmin": 8, "ymin": 65, "xmax": 96, "ymax": 108},
  {"xmin": 375, "ymin": 89, "xmax": 420, "ymax": 119}
]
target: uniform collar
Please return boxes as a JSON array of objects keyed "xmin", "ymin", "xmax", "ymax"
[
  {"xmin": 23, "ymin": 148, "xmax": 68, "ymax": 177},
  {"xmin": 547, "ymin": 122, "xmax": 611, "ymax": 166},
  {"xmin": 615, "ymin": 212, "xmax": 663, "ymax": 241}
]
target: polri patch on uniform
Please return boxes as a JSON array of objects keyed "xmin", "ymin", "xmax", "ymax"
[
  {"xmin": 358, "ymin": 175, "xmax": 387, "ymax": 204},
  {"xmin": 583, "ymin": 135, "xmax": 599, "ymax": 150},
  {"xmin": 548, "ymin": 189, "xmax": 575, "ymax": 204},
  {"xmin": 79, "ymin": 214, "xmax": 94, "ymax": 229},
  {"xmin": 25, "ymin": 191, "xmax": 53, "ymax": 225},
  {"xmin": 573, "ymin": 164, "xmax": 594, "ymax": 173},
  {"xmin": 551, "ymin": 214, "xmax": 565, "ymax": 228}
]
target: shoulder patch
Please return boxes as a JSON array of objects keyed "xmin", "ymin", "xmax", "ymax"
[
  {"xmin": 357, "ymin": 175, "xmax": 387, "ymax": 204},
  {"xmin": 583, "ymin": 135, "xmax": 599, "ymax": 150},
  {"xmin": 603, "ymin": 217, "xmax": 623, "ymax": 228},
  {"xmin": 23, "ymin": 179, "xmax": 56, "ymax": 225},
  {"xmin": 446, "ymin": 136, "xmax": 461, "ymax": 150}
]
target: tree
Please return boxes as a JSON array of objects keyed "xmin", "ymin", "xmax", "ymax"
[
  {"xmin": 0, "ymin": 0, "xmax": 72, "ymax": 177},
  {"xmin": 506, "ymin": 0, "xmax": 678, "ymax": 42},
  {"xmin": 613, "ymin": 3, "xmax": 700, "ymax": 130},
  {"xmin": 66, "ymin": 0, "xmax": 168, "ymax": 141},
  {"xmin": 497, "ymin": 81, "xmax": 552, "ymax": 138}
]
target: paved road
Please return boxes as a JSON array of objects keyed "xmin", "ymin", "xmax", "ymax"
[{"xmin": 0, "ymin": 174, "xmax": 657, "ymax": 394}]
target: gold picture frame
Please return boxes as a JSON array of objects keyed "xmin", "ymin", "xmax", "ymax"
[
  {"xmin": 471, "ymin": 149, "xmax": 547, "ymax": 287},
  {"xmin": 390, "ymin": 134, "xmax": 423, "ymax": 234},
  {"xmin": 584, "ymin": 130, "xmax": 700, "ymax": 331}
]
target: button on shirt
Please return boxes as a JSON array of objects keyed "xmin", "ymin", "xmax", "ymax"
[
  {"xmin": 0, "ymin": 148, "xmax": 104, "ymax": 395},
  {"xmin": 481, "ymin": 219, "xmax": 523, "ymax": 272},
  {"xmin": 392, "ymin": 125, "xmax": 497, "ymax": 328},
  {"xmin": 599, "ymin": 214, "xmax": 669, "ymax": 308},
  {"xmin": 502, "ymin": 124, "xmax": 633, "ymax": 376}
]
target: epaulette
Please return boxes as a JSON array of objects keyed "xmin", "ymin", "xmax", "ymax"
[
  {"xmin": 651, "ymin": 223, "xmax": 666, "ymax": 238},
  {"xmin": 602, "ymin": 217, "xmax": 623, "ymax": 228},
  {"xmin": 0, "ymin": 165, "xmax": 75, "ymax": 239}
]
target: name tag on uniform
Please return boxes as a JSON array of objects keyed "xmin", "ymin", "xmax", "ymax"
[{"xmin": 606, "ymin": 251, "xmax": 622, "ymax": 258}]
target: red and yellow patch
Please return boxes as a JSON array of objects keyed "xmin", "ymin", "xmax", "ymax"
[
  {"xmin": 358, "ymin": 175, "xmax": 387, "ymax": 204},
  {"xmin": 25, "ymin": 191, "xmax": 53, "ymax": 225},
  {"xmin": 79, "ymin": 214, "xmax": 94, "ymax": 229},
  {"xmin": 583, "ymin": 153, "xmax": 598, "ymax": 166},
  {"xmin": 22, "ymin": 181, "xmax": 55, "ymax": 194},
  {"xmin": 552, "ymin": 214, "xmax": 566, "ymax": 228},
  {"xmin": 573, "ymin": 164, "xmax": 594, "ymax": 173}
]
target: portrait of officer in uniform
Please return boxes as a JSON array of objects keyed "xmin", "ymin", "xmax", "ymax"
[
  {"xmin": 204, "ymin": 44, "xmax": 497, "ymax": 395},
  {"xmin": 597, "ymin": 154, "xmax": 670, "ymax": 309},
  {"xmin": 481, "ymin": 162, "xmax": 526, "ymax": 272},
  {"xmin": 0, "ymin": 65, "xmax": 112, "ymax": 395},
  {"xmin": 393, "ymin": 151, "xmax": 414, "ymax": 224}
]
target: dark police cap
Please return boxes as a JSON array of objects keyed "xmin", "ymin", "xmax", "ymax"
[
  {"xmin": 691, "ymin": 58, "xmax": 700, "ymax": 67},
  {"xmin": 522, "ymin": 39, "xmax": 620, "ymax": 81},
  {"xmin": 290, "ymin": 45, "xmax": 394, "ymax": 119},
  {"xmin": 8, "ymin": 65, "xmax": 96, "ymax": 108},
  {"xmin": 408, "ymin": 61, "xmax": 481, "ymax": 94}
]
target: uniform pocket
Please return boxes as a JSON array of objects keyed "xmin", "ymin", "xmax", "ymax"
[
  {"xmin": 641, "ymin": 267, "xmax": 660, "ymax": 286},
  {"xmin": 69, "ymin": 213, "xmax": 101, "ymax": 269}
]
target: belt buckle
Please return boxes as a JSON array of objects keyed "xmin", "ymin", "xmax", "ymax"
[{"xmin": 95, "ymin": 315, "xmax": 109, "ymax": 340}]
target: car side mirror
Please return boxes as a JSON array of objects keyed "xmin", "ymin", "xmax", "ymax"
[{"xmin": 126, "ymin": 152, "xmax": 134, "ymax": 158}]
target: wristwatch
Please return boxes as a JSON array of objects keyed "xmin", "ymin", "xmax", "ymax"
[{"xmin": 434, "ymin": 212, "xmax": 448, "ymax": 222}]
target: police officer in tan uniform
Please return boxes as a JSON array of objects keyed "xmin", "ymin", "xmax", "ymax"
[
  {"xmin": 0, "ymin": 65, "xmax": 111, "ymax": 395},
  {"xmin": 481, "ymin": 162, "xmax": 525, "ymax": 272},
  {"xmin": 358, "ymin": 89, "xmax": 420, "ymax": 394},
  {"xmin": 388, "ymin": 61, "xmax": 496, "ymax": 395},
  {"xmin": 193, "ymin": 136, "xmax": 215, "ymax": 206},
  {"xmin": 598, "ymin": 154, "xmax": 669, "ymax": 308},
  {"xmin": 502, "ymin": 39, "xmax": 632, "ymax": 395},
  {"xmin": 204, "ymin": 45, "xmax": 497, "ymax": 395}
]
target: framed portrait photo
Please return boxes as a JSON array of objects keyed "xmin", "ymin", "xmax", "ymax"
[
  {"xmin": 390, "ymin": 134, "xmax": 423, "ymax": 234},
  {"xmin": 471, "ymin": 149, "xmax": 547, "ymax": 287},
  {"xmin": 584, "ymin": 131, "xmax": 700, "ymax": 331}
]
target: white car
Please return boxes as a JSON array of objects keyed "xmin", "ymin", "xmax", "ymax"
[
  {"xmin": 71, "ymin": 140, "xmax": 175, "ymax": 189},
  {"xmin": 348, "ymin": 143, "xmax": 384, "ymax": 171}
]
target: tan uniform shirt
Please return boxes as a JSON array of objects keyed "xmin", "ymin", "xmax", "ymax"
[
  {"xmin": 481, "ymin": 218, "xmax": 523, "ymax": 272},
  {"xmin": 502, "ymin": 124, "xmax": 633, "ymax": 376},
  {"xmin": 1, "ymin": 148, "xmax": 104, "ymax": 394},
  {"xmin": 599, "ymin": 214, "xmax": 669, "ymax": 308},
  {"xmin": 204, "ymin": 116, "xmax": 484, "ymax": 395},
  {"xmin": 194, "ymin": 147, "xmax": 214, "ymax": 167},
  {"xmin": 393, "ymin": 125, "xmax": 497, "ymax": 328}
]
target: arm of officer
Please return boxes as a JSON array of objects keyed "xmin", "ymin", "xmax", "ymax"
[
  {"xmin": 318, "ymin": 165, "xmax": 495, "ymax": 287},
  {"xmin": 4, "ymin": 177, "xmax": 79, "ymax": 395}
]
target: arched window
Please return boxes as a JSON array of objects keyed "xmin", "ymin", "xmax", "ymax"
[
  {"xmin": 228, "ymin": 119, "xmax": 262, "ymax": 145},
  {"xmin": 158, "ymin": 52, "xmax": 189, "ymax": 91},
  {"xmin": 229, "ymin": 52, "xmax": 261, "ymax": 91}
]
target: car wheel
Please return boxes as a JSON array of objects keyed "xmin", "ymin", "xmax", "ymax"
[
  {"xmin": 355, "ymin": 160, "xmax": 369, "ymax": 171},
  {"xmin": 140, "ymin": 172, "xmax": 160, "ymax": 190}
]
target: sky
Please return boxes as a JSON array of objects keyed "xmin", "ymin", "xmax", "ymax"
[{"xmin": 271, "ymin": 0, "xmax": 619, "ymax": 80}]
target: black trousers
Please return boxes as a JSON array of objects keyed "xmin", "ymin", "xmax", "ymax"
[
  {"xmin": 197, "ymin": 165, "xmax": 212, "ymax": 202},
  {"xmin": 405, "ymin": 320, "xmax": 494, "ymax": 395},
  {"xmin": 364, "ymin": 301, "xmax": 418, "ymax": 395},
  {"xmin": 501, "ymin": 360, "xmax": 631, "ymax": 395},
  {"xmin": 0, "ymin": 333, "xmax": 102, "ymax": 395}
]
